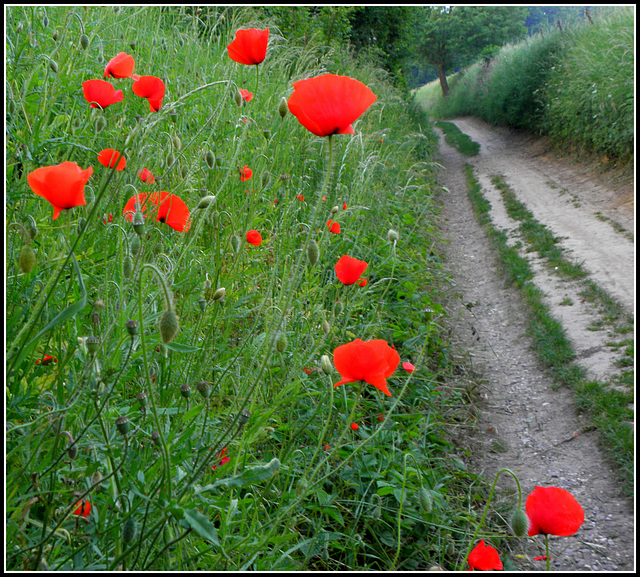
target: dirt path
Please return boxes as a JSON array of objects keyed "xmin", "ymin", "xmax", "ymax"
[{"xmin": 434, "ymin": 117, "xmax": 635, "ymax": 571}]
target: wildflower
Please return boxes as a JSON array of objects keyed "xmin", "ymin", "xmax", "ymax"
[
  {"xmin": 103, "ymin": 51, "xmax": 135, "ymax": 78},
  {"xmin": 238, "ymin": 88, "xmax": 253, "ymax": 102},
  {"xmin": 350, "ymin": 423, "xmax": 359, "ymax": 431},
  {"xmin": 103, "ymin": 213, "xmax": 113, "ymax": 225},
  {"xmin": 335, "ymin": 255, "xmax": 367, "ymax": 286},
  {"xmin": 296, "ymin": 194, "xmax": 305, "ymax": 202},
  {"xmin": 357, "ymin": 278, "xmax": 368, "ymax": 287},
  {"xmin": 211, "ymin": 447, "xmax": 230, "ymax": 471},
  {"xmin": 82, "ymin": 79, "xmax": 124, "ymax": 109},
  {"xmin": 73, "ymin": 500, "xmax": 92, "ymax": 518},
  {"xmin": 28, "ymin": 161, "xmax": 93, "ymax": 220},
  {"xmin": 35, "ymin": 354, "xmax": 57, "ymax": 366},
  {"xmin": 122, "ymin": 191, "xmax": 190, "ymax": 232},
  {"xmin": 246, "ymin": 229, "xmax": 262, "ymax": 246},
  {"xmin": 132, "ymin": 74, "xmax": 165, "ymax": 112},
  {"xmin": 239, "ymin": 165, "xmax": 253, "ymax": 182},
  {"xmin": 333, "ymin": 338, "xmax": 400, "ymax": 397},
  {"xmin": 402, "ymin": 361, "xmax": 415, "ymax": 373},
  {"xmin": 525, "ymin": 486, "xmax": 584, "ymax": 536},
  {"xmin": 343, "ymin": 202, "xmax": 347, "ymax": 209},
  {"xmin": 138, "ymin": 168, "xmax": 155, "ymax": 183},
  {"xmin": 287, "ymin": 74, "xmax": 377, "ymax": 137},
  {"xmin": 327, "ymin": 219, "xmax": 341, "ymax": 234},
  {"xmin": 535, "ymin": 556, "xmax": 548, "ymax": 561},
  {"xmin": 97, "ymin": 148, "xmax": 126, "ymax": 171},
  {"xmin": 467, "ymin": 540, "xmax": 503, "ymax": 571},
  {"xmin": 227, "ymin": 28, "xmax": 269, "ymax": 65}
]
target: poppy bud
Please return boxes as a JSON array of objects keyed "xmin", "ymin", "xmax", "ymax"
[
  {"xmin": 123, "ymin": 255, "xmax": 133, "ymax": 279},
  {"xmin": 171, "ymin": 134, "xmax": 182, "ymax": 151},
  {"xmin": 86, "ymin": 336, "xmax": 100, "ymax": 356},
  {"xmin": 306, "ymin": 241, "xmax": 319, "ymax": 266},
  {"xmin": 230, "ymin": 234, "xmax": 241, "ymax": 254},
  {"xmin": 53, "ymin": 29, "xmax": 59, "ymax": 41},
  {"xmin": 205, "ymin": 150, "xmax": 215, "ymax": 169},
  {"xmin": 320, "ymin": 354, "xmax": 333, "ymax": 375},
  {"xmin": 91, "ymin": 469, "xmax": 103, "ymax": 486},
  {"xmin": 196, "ymin": 380, "xmax": 211, "ymax": 399},
  {"xmin": 27, "ymin": 217, "xmax": 38, "ymax": 241},
  {"xmin": 330, "ymin": 205, "xmax": 340, "ymax": 215},
  {"xmin": 49, "ymin": 59, "xmax": 58, "ymax": 73},
  {"xmin": 19, "ymin": 244, "xmax": 37, "ymax": 274},
  {"xmin": 125, "ymin": 319, "xmax": 138, "ymax": 336},
  {"xmin": 151, "ymin": 430, "xmax": 161, "ymax": 446},
  {"xmin": 123, "ymin": 517, "xmax": 136, "ymax": 544},
  {"xmin": 198, "ymin": 297, "xmax": 206, "ymax": 312},
  {"xmin": 418, "ymin": 487, "xmax": 433, "ymax": 514},
  {"xmin": 212, "ymin": 287, "xmax": 226, "ymax": 301},
  {"xmin": 387, "ymin": 229, "xmax": 399, "ymax": 242},
  {"xmin": 333, "ymin": 301, "xmax": 343, "ymax": 317},
  {"xmin": 159, "ymin": 309, "xmax": 180, "ymax": 344},
  {"xmin": 296, "ymin": 477, "xmax": 308, "ymax": 496},
  {"xmin": 80, "ymin": 34, "xmax": 90, "ymax": 50},
  {"xmin": 165, "ymin": 151, "xmax": 175, "ymax": 168},
  {"xmin": 321, "ymin": 319, "xmax": 331, "ymax": 334},
  {"xmin": 275, "ymin": 332, "xmax": 288, "ymax": 353},
  {"xmin": 510, "ymin": 508, "xmax": 529, "ymax": 538},
  {"xmin": 197, "ymin": 195, "xmax": 217, "ymax": 209},
  {"xmin": 278, "ymin": 97, "xmax": 288, "ymax": 119},
  {"xmin": 132, "ymin": 212, "xmax": 145, "ymax": 237},
  {"xmin": 261, "ymin": 171, "xmax": 271, "ymax": 189},
  {"xmin": 179, "ymin": 383, "xmax": 191, "ymax": 399},
  {"xmin": 130, "ymin": 235, "xmax": 141, "ymax": 256},
  {"xmin": 94, "ymin": 115, "xmax": 107, "ymax": 133},
  {"xmin": 115, "ymin": 415, "xmax": 130, "ymax": 435},
  {"xmin": 234, "ymin": 89, "xmax": 243, "ymax": 107}
]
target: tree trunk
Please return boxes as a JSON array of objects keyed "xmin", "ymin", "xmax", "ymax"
[{"xmin": 436, "ymin": 63, "xmax": 450, "ymax": 97}]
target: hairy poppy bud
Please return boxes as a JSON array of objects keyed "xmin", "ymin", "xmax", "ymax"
[
  {"xmin": 115, "ymin": 415, "xmax": 130, "ymax": 435},
  {"xmin": 330, "ymin": 205, "xmax": 340, "ymax": 215},
  {"xmin": 123, "ymin": 255, "xmax": 133, "ymax": 279},
  {"xmin": 296, "ymin": 477, "xmax": 308, "ymax": 497},
  {"xmin": 510, "ymin": 508, "xmax": 529, "ymax": 537},
  {"xmin": 130, "ymin": 235, "xmax": 141, "ymax": 256},
  {"xmin": 333, "ymin": 301, "xmax": 343, "ymax": 317},
  {"xmin": 171, "ymin": 134, "xmax": 182, "ymax": 151},
  {"xmin": 197, "ymin": 195, "xmax": 217, "ymax": 209},
  {"xmin": 91, "ymin": 470, "xmax": 103, "ymax": 486},
  {"xmin": 19, "ymin": 244, "xmax": 36, "ymax": 274},
  {"xmin": 159, "ymin": 309, "xmax": 180, "ymax": 344},
  {"xmin": 94, "ymin": 115, "xmax": 107, "ymax": 133},
  {"xmin": 387, "ymin": 229, "xmax": 399, "ymax": 242},
  {"xmin": 321, "ymin": 319, "xmax": 331, "ymax": 334},
  {"xmin": 49, "ymin": 59, "xmax": 58, "ymax": 73},
  {"xmin": 418, "ymin": 487, "xmax": 433, "ymax": 514},
  {"xmin": 132, "ymin": 212, "xmax": 145, "ymax": 237},
  {"xmin": 275, "ymin": 332, "xmax": 287, "ymax": 353},
  {"xmin": 197, "ymin": 297, "xmax": 206, "ymax": 312},
  {"xmin": 234, "ymin": 89, "xmax": 243, "ymax": 107},
  {"xmin": 80, "ymin": 34, "xmax": 90, "ymax": 50},
  {"xmin": 278, "ymin": 97, "xmax": 288, "ymax": 119},
  {"xmin": 212, "ymin": 287, "xmax": 226, "ymax": 301},
  {"xmin": 306, "ymin": 241, "xmax": 319, "ymax": 266},
  {"xmin": 230, "ymin": 234, "xmax": 241, "ymax": 254},
  {"xmin": 320, "ymin": 354, "xmax": 333, "ymax": 375},
  {"xmin": 205, "ymin": 150, "xmax": 215, "ymax": 169},
  {"xmin": 123, "ymin": 517, "xmax": 136, "ymax": 544}
]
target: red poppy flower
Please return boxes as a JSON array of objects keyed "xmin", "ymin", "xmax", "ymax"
[
  {"xmin": 342, "ymin": 202, "xmax": 347, "ymax": 209},
  {"xmin": 333, "ymin": 338, "xmax": 400, "ymax": 397},
  {"xmin": 28, "ymin": 161, "xmax": 93, "ymax": 220},
  {"xmin": 98, "ymin": 148, "xmax": 126, "ymax": 171},
  {"xmin": 327, "ymin": 219, "xmax": 341, "ymax": 234},
  {"xmin": 350, "ymin": 423, "xmax": 359, "ymax": 431},
  {"xmin": 138, "ymin": 168, "xmax": 155, "ymax": 183},
  {"xmin": 525, "ymin": 486, "xmax": 584, "ymax": 537},
  {"xmin": 227, "ymin": 28, "xmax": 269, "ymax": 65},
  {"xmin": 103, "ymin": 52, "xmax": 135, "ymax": 78},
  {"xmin": 132, "ymin": 74, "xmax": 165, "ymax": 112},
  {"xmin": 296, "ymin": 194, "xmax": 305, "ymax": 202},
  {"xmin": 238, "ymin": 88, "xmax": 253, "ymax": 102},
  {"xmin": 211, "ymin": 448, "xmax": 230, "ymax": 471},
  {"xmin": 358, "ymin": 278, "xmax": 368, "ymax": 287},
  {"xmin": 246, "ymin": 229, "xmax": 262, "ymax": 246},
  {"xmin": 402, "ymin": 361, "xmax": 415, "ymax": 373},
  {"xmin": 122, "ymin": 191, "xmax": 190, "ymax": 232},
  {"xmin": 73, "ymin": 500, "xmax": 92, "ymax": 518},
  {"xmin": 287, "ymin": 74, "xmax": 377, "ymax": 137},
  {"xmin": 103, "ymin": 213, "xmax": 113, "ymax": 225},
  {"xmin": 82, "ymin": 79, "xmax": 124, "ymax": 109},
  {"xmin": 335, "ymin": 255, "xmax": 368, "ymax": 286},
  {"xmin": 239, "ymin": 165, "xmax": 253, "ymax": 182},
  {"xmin": 467, "ymin": 540, "xmax": 503, "ymax": 571},
  {"xmin": 35, "ymin": 354, "xmax": 57, "ymax": 366}
]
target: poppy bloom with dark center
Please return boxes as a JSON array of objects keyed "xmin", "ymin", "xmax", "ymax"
[
  {"xmin": 287, "ymin": 74, "xmax": 377, "ymax": 137},
  {"xmin": 227, "ymin": 28, "xmax": 269, "ymax": 65},
  {"xmin": 333, "ymin": 338, "xmax": 400, "ymax": 397},
  {"xmin": 132, "ymin": 74, "xmax": 165, "ymax": 112},
  {"xmin": 103, "ymin": 52, "xmax": 135, "ymax": 78},
  {"xmin": 28, "ymin": 161, "xmax": 93, "ymax": 220},
  {"xmin": 335, "ymin": 255, "xmax": 368, "ymax": 286},
  {"xmin": 97, "ymin": 148, "xmax": 126, "ymax": 171},
  {"xmin": 246, "ymin": 229, "xmax": 262, "ymax": 246},
  {"xmin": 73, "ymin": 500, "xmax": 92, "ymax": 518},
  {"xmin": 467, "ymin": 540, "xmax": 503, "ymax": 571},
  {"xmin": 239, "ymin": 165, "xmax": 253, "ymax": 182},
  {"xmin": 122, "ymin": 191, "xmax": 190, "ymax": 232},
  {"xmin": 525, "ymin": 486, "xmax": 584, "ymax": 536},
  {"xmin": 82, "ymin": 79, "xmax": 124, "ymax": 109}
]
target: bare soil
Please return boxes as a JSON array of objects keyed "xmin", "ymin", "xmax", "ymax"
[{"xmin": 435, "ymin": 117, "xmax": 635, "ymax": 571}]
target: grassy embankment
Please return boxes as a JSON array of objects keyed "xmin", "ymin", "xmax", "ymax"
[{"xmin": 5, "ymin": 5, "xmax": 529, "ymax": 571}]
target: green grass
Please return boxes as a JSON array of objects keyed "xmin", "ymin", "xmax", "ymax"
[
  {"xmin": 434, "ymin": 121, "xmax": 480, "ymax": 156},
  {"xmin": 464, "ymin": 165, "xmax": 634, "ymax": 495},
  {"xmin": 5, "ymin": 5, "xmax": 517, "ymax": 572}
]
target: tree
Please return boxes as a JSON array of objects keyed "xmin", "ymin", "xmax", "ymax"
[{"xmin": 412, "ymin": 6, "xmax": 528, "ymax": 96}]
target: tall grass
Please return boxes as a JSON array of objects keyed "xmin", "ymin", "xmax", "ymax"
[
  {"xmin": 5, "ymin": 5, "xmax": 520, "ymax": 571},
  {"xmin": 413, "ymin": 7, "xmax": 634, "ymax": 163}
]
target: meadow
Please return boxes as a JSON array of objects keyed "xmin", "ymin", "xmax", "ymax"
[{"xmin": 6, "ymin": 6, "xmax": 584, "ymax": 571}]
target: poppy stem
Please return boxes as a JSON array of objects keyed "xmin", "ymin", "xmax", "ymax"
[{"xmin": 545, "ymin": 534, "xmax": 550, "ymax": 571}]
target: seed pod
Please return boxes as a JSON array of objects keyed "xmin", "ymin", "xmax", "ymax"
[
  {"xmin": 197, "ymin": 297, "xmax": 206, "ymax": 312},
  {"xmin": 510, "ymin": 508, "xmax": 529, "ymax": 537},
  {"xmin": 205, "ymin": 150, "xmax": 215, "ymax": 169},
  {"xmin": 275, "ymin": 332, "xmax": 287, "ymax": 353},
  {"xmin": 115, "ymin": 415, "xmax": 130, "ymax": 436},
  {"xmin": 179, "ymin": 383, "xmax": 191, "ymax": 399},
  {"xmin": 196, "ymin": 380, "xmax": 211, "ymax": 399},
  {"xmin": 80, "ymin": 34, "xmax": 90, "ymax": 50},
  {"xmin": 123, "ymin": 517, "xmax": 136, "ymax": 544},
  {"xmin": 18, "ymin": 244, "xmax": 36, "ymax": 274},
  {"xmin": 418, "ymin": 487, "xmax": 433, "ymax": 514},
  {"xmin": 159, "ymin": 309, "xmax": 180, "ymax": 344},
  {"xmin": 151, "ymin": 430, "xmax": 161, "ymax": 447},
  {"xmin": 125, "ymin": 319, "xmax": 138, "ymax": 336},
  {"xmin": 306, "ymin": 241, "xmax": 319, "ymax": 266},
  {"xmin": 86, "ymin": 336, "xmax": 100, "ymax": 356},
  {"xmin": 238, "ymin": 408, "xmax": 250, "ymax": 426},
  {"xmin": 136, "ymin": 391, "xmax": 148, "ymax": 409},
  {"xmin": 278, "ymin": 97, "xmax": 288, "ymax": 119}
]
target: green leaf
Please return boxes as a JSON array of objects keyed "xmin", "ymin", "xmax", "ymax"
[
  {"xmin": 164, "ymin": 341, "xmax": 200, "ymax": 353},
  {"xmin": 183, "ymin": 402, "xmax": 205, "ymax": 422},
  {"xmin": 180, "ymin": 508, "xmax": 219, "ymax": 544}
]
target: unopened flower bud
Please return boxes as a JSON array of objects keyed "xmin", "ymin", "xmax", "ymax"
[
  {"xmin": 91, "ymin": 469, "xmax": 103, "ymax": 486},
  {"xmin": 230, "ymin": 234, "xmax": 241, "ymax": 254},
  {"xmin": 171, "ymin": 134, "xmax": 182, "ymax": 151},
  {"xmin": 19, "ymin": 244, "xmax": 37, "ymax": 274},
  {"xmin": 198, "ymin": 297, "xmax": 206, "ymax": 312},
  {"xmin": 330, "ymin": 205, "xmax": 340, "ymax": 215},
  {"xmin": 115, "ymin": 415, "xmax": 130, "ymax": 435},
  {"xmin": 130, "ymin": 235, "xmax": 141, "ymax": 256},
  {"xmin": 418, "ymin": 487, "xmax": 433, "ymax": 514},
  {"xmin": 387, "ymin": 229, "xmax": 399, "ymax": 242},
  {"xmin": 212, "ymin": 287, "xmax": 226, "ymax": 301},
  {"xmin": 197, "ymin": 195, "xmax": 217, "ymax": 209},
  {"xmin": 132, "ymin": 212, "xmax": 145, "ymax": 237},
  {"xmin": 320, "ymin": 354, "xmax": 333, "ymax": 375},
  {"xmin": 234, "ymin": 89, "xmax": 243, "ymax": 107},
  {"xmin": 49, "ymin": 59, "xmax": 58, "ymax": 73},
  {"xmin": 321, "ymin": 319, "xmax": 331, "ymax": 334},
  {"xmin": 94, "ymin": 115, "xmax": 107, "ymax": 133},
  {"xmin": 306, "ymin": 241, "xmax": 319, "ymax": 266},
  {"xmin": 159, "ymin": 309, "xmax": 180, "ymax": 344},
  {"xmin": 123, "ymin": 517, "xmax": 136, "ymax": 544},
  {"xmin": 296, "ymin": 477, "xmax": 308, "ymax": 496},
  {"xmin": 510, "ymin": 508, "xmax": 529, "ymax": 537},
  {"xmin": 80, "ymin": 33, "xmax": 90, "ymax": 50},
  {"xmin": 123, "ymin": 255, "xmax": 133, "ymax": 279},
  {"xmin": 205, "ymin": 150, "xmax": 215, "ymax": 169},
  {"xmin": 275, "ymin": 332, "xmax": 288, "ymax": 353},
  {"xmin": 278, "ymin": 97, "xmax": 288, "ymax": 118}
]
